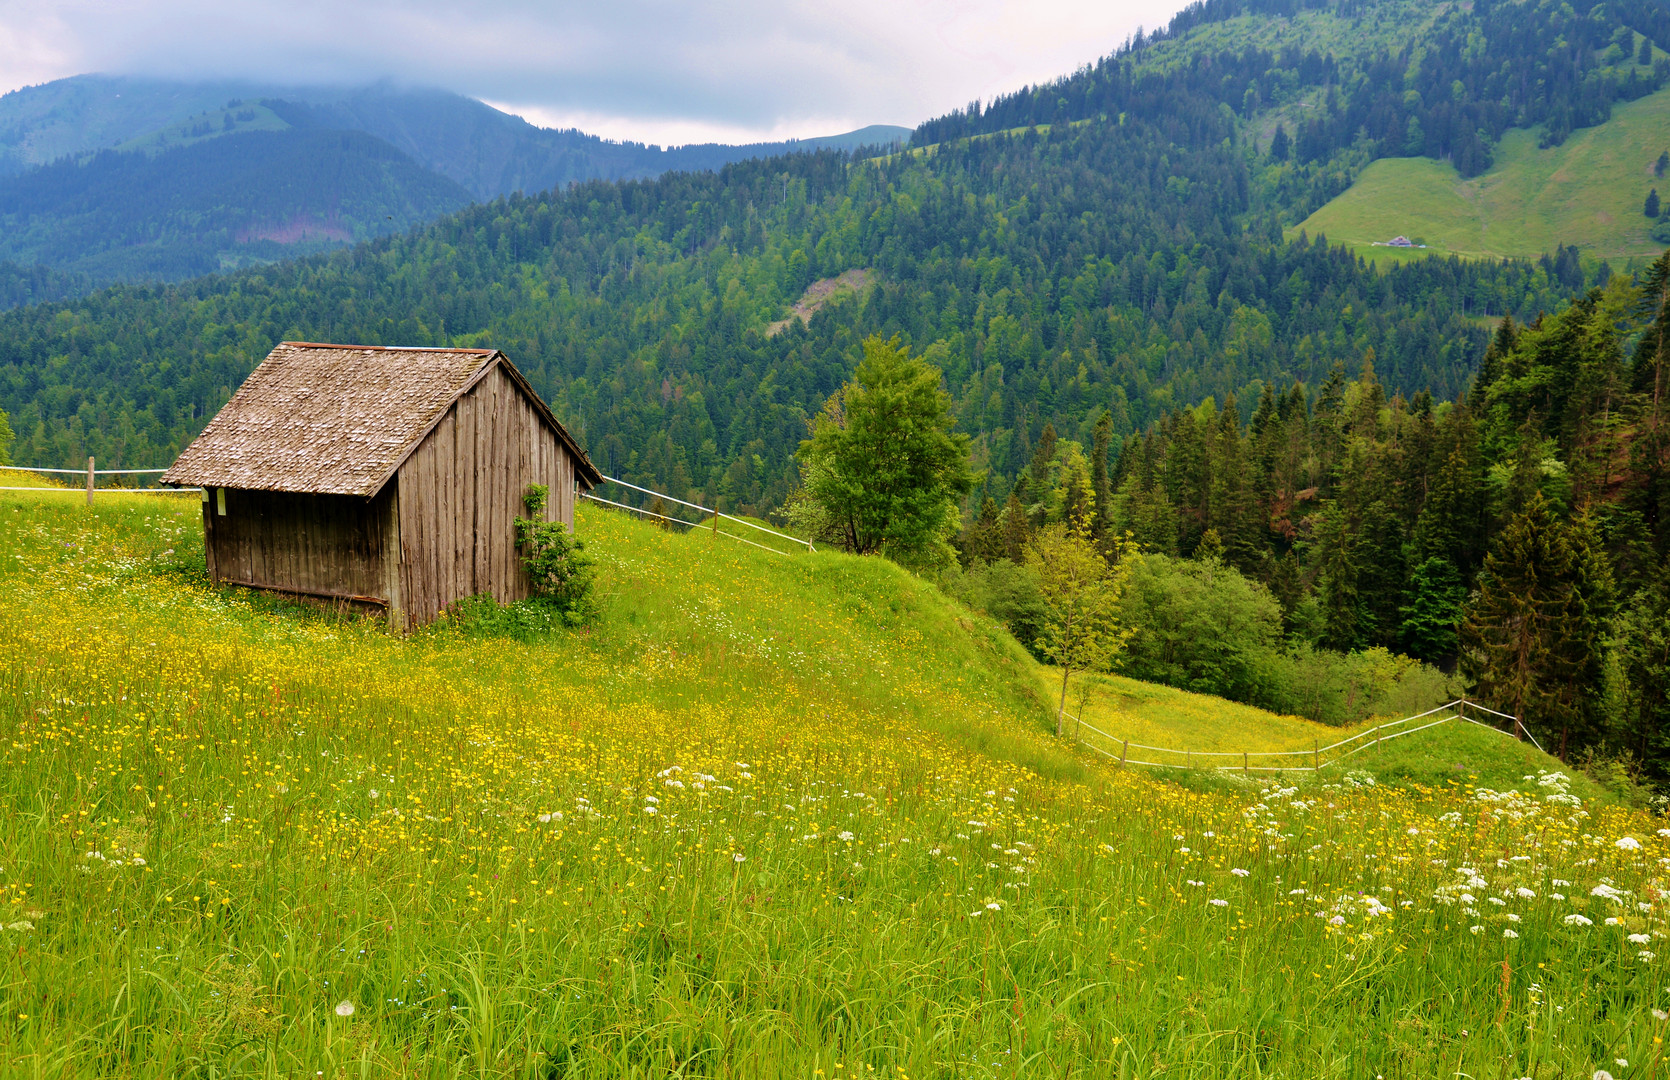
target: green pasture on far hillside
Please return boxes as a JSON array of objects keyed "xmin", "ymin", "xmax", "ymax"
[{"xmin": 1294, "ymin": 83, "xmax": 1670, "ymax": 264}]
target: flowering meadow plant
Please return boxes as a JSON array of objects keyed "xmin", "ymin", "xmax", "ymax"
[{"xmin": 0, "ymin": 493, "xmax": 1667, "ymax": 1076}]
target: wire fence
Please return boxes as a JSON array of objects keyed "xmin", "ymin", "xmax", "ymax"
[
  {"xmin": 0, "ymin": 460, "xmax": 199, "ymax": 499},
  {"xmin": 1065, "ymin": 698, "xmax": 1536, "ymax": 774},
  {"xmin": 579, "ymin": 475, "xmax": 814, "ymax": 557}
]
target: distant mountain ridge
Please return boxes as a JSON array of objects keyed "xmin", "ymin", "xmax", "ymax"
[
  {"xmin": 0, "ymin": 75, "xmax": 908, "ymax": 292},
  {"xmin": 0, "ymin": 129, "xmax": 473, "ymax": 282},
  {"xmin": 0, "ymin": 75, "xmax": 909, "ymax": 199}
]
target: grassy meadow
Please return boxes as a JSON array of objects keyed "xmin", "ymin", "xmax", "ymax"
[
  {"xmin": 1293, "ymin": 83, "xmax": 1670, "ymax": 265},
  {"xmin": 3, "ymin": 490, "xmax": 1670, "ymax": 1077}
]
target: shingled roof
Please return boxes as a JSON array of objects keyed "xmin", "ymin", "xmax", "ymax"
[{"xmin": 162, "ymin": 342, "xmax": 601, "ymax": 496}]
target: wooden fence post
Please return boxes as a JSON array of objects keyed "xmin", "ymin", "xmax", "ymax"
[
  {"xmin": 1313, "ymin": 738, "xmax": 1319, "ymax": 772},
  {"xmin": 1243, "ymin": 751, "xmax": 1250, "ymax": 776},
  {"xmin": 85, "ymin": 456, "xmax": 94, "ymax": 506},
  {"xmin": 711, "ymin": 509, "xmax": 718, "ymax": 542},
  {"xmin": 1120, "ymin": 739, "xmax": 1128, "ymax": 766}
]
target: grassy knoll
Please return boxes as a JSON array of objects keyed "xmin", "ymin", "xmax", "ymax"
[
  {"xmin": 1294, "ymin": 84, "xmax": 1670, "ymax": 264},
  {"xmin": 1051, "ymin": 670, "xmax": 1612, "ymax": 800},
  {"xmin": 2, "ymin": 491, "xmax": 1668, "ymax": 1077}
]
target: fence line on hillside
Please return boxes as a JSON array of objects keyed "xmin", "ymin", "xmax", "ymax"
[
  {"xmin": 1065, "ymin": 698, "xmax": 1535, "ymax": 774},
  {"xmin": 0, "ymin": 461, "xmax": 199, "ymax": 502},
  {"xmin": 579, "ymin": 475, "xmax": 815, "ymax": 556}
]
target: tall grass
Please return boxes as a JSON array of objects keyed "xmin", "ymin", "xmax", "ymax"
[{"xmin": 1, "ymin": 492, "xmax": 1666, "ymax": 1077}]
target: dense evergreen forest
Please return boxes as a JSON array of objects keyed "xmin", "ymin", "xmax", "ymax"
[
  {"xmin": 0, "ymin": 129, "xmax": 473, "ymax": 284},
  {"xmin": 0, "ymin": 104, "xmax": 1583, "ymax": 496},
  {"xmin": 921, "ymin": 0, "xmax": 1670, "ymax": 179},
  {"xmin": 954, "ymin": 262, "xmax": 1668, "ymax": 771},
  {"xmin": 0, "ymin": 77, "xmax": 908, "ymax": 294}
]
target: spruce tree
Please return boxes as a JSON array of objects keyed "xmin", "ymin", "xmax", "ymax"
[
  {"xmin": 1632, "ymin": 251, "xmax": 1670, "ymax": 552},
  {"xmin": 1461, "ymin": 492, "xmax": 1591, "ymax": 754},
  {"xmin": 963, "ymin": 496, "xmax": 1003, "ymax": 564},
  {"xmin": 1617, "ymin": 566, "xmax": 1670, "ymax": 771},
  {"xmin": 1091, "ymin": 409, "xmax": 1114, "ymax": 541},
  {"xmin": 1270, "ymin": 124, "xmax": 1290, "ymax": 161},
  {"xmin": 999, "ymin": 490, "xmax": 1031, "ymax": 563},
  {"xmin": 1400, "ymin": 555, "xmax": 1466, "ymax": 665},
  {"xmin": 1027, "ymin": 423, "xmax": 1059, "ymax": 525},
  {"xmin": 1648, "ymin": 189, "xmax": 1661, "ymax": 219},
  {"xmin": 1311, "ymin": 502, "xmax": 1362, "ymax": 651},
  {"xmin": 1554, "ymin": 508, "xmax": 1617, "ymax": 752}
]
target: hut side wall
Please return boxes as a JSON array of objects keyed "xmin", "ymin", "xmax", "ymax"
[
  {"xmin": 395, "ymin": 364, "xmax": 577, "ymax": 626},
  {"xmin": 202, "ymin": 487, "xmax": 392, "ymax": 603}
]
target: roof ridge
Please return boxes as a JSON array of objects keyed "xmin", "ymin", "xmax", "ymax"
[{"xmin": 282, "ymin": 341, "xmax": 499, "ymax": 354}]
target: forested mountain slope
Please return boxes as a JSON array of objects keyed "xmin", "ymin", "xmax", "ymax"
[
  {"xmin": 0, "ymin": 129, "xmax": 474, "ymax": 283},
  {"xmin": 0, "ymin": 77, "xmax": 907, "ymax": 292},
  {"xmin": 0, "ymin": 0, "xmax": 1657, "ymax": 508},
  {"xmin": 0, "ymin": 76, "xmax": 910, "ymax": 198}
]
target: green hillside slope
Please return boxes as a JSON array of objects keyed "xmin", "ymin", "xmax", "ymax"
[
  {"xmin": 1295, "ymin": 84, "xmax": 1670, "ymax": 262},
  {"xmin": 0, "ymin": 129, "xmax": 473, "ymax": 283},
  {"xmin": 1, "ymin": 489, "xmax": 1659, "ymax": 1075}
]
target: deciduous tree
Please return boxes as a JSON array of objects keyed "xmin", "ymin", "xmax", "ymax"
[
  {"xmin": 794, "ymin": 336, "xmax": 974, "ymax": 563},
  {"xmin": 1027, "ymin": 519, "xmax": 1135, "ymax": 734}
]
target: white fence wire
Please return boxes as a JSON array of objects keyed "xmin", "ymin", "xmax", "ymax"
[
  {"xmin": 1065, "ymin": 698, "xmax": 1534, "ymax": 773},
  {"xmin": 581, "ymin": 474, "xmax": 814, "ymax": 556},
  {"xmin": 0, "ymin": 463, "xmax": 198, "ymax": 496}
]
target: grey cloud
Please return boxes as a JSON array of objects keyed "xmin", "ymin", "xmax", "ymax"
[{"xmin": 3, "ymin": 0, "xmax": 1185, "ymax": 140}]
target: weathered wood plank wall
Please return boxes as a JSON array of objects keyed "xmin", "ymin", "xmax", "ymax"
[
  {"xmin": 202, "ymin": 488, "xmax": 391, "ymax": 601},
  {"xmin": 395, "ymin": 365, "xmax": 578, "ymax": 626}
]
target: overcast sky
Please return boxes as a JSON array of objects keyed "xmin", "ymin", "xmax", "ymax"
[{"xmin": 0, "ymin": 0, "xmax": 1188, "ymax": 145}]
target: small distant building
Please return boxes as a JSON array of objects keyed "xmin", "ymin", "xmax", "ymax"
[
  {"xmin": 1386, "ymin": 236, "xmax": 1415, "ymax": 247},
  {"xmin": 162, "ymin": 342, "xmax": 602, "ymax": 630}
]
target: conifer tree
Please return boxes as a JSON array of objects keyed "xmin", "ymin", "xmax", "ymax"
[
  {"xmin": 1460, "ymin": 492, "xmax": 1598, "ymax": 755},
  {"xmin": 1632, "ymin": 251, "xmax": 1670, "ymax": 551},
  {"xmin": 1312, "ymin": 363, "xmax": 1348, "ymax": 488},
  {"xmin": 1311, "ymin": 502, "xmax": 1361, "ymax": 651},
  {"xmin": 1400, "ymin": 555, "xmax": 1466, "ymax": 665},
  {"xmin": 963, "ymin": 496, "xmax": 1003, "ymax": 564},
  {"xmin": 1554, "ymin": 508, "xmax": 1617, "ymax": 751},
  {"xmin": 1091, "ymin": 409, "xmax": 1114, "ymax": 542},
  {"xmin": 999, "ymin": 490, "xmax": 1031, "ymax": 563},
  {"xmin": 1027, "ymin": 423, "xmax": 1059, "ymax": 525},
  {"xmin": 1269, "ymin": 124, "xmax": 1290, "ymax": 161},
  {"xmin": 1617, "ymin": 567, "xmax": 1670, "ymax": 770}
]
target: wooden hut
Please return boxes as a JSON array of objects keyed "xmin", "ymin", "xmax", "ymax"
[{"xmin": 161, "ymin": 341, "xmax": 602, "ymax": 630}]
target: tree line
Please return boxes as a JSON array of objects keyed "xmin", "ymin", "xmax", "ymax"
[
  {"xmin": 0, "ymin": 109, "xmax": 1588, "ymax": 518},
  {"xmin": 947, "ymin": 255, "xmax": 1668, "ymax": 770}
]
